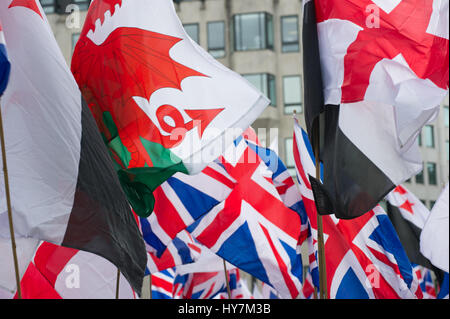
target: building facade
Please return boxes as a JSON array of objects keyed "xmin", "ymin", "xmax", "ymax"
[{"xmin": 43, "ymin": 0, "xmax": 449, "ymax": 207}]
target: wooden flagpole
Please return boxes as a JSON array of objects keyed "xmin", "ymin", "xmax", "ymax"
[
  {"xmin": 0, "ymin": 99, "xmax": 22, "ymax": 299},
  {"xmin": 313, "ymin": 122, "xmax": 328, "ymax": 299},
  {"xmin": 223, "ymin": 259, "xmax": 232, "ymax": 299},
  {"xmin": 115, "ymin": 268, "xmax": 120, "ymax": 299}
]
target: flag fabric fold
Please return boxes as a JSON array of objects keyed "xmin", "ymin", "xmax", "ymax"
[
  {"xmin": 386, "ymin": 185, "xmax": 444, "ymax": 281},
  {"xmin": 0, "ymin": 0, "xmax": 147, "ymax": 295},
  {"xmin": 302, "ymin": 0, "xmax": 449, "ymax": 219},
  {"xmin": 420, "ymin": 183, "xmax": 449, "ymax": 273},
  {"xmin": 293, "ymin": 119, "xmax": 422, "ymax": 299},
  {"xmin": 0, "ymin": 19, "xmax": 10, "ymax": 95},
  {"xmin": 71, "ymin": 0, "xmax": 269, "ymax": 217},
  {"xmin": 186, "ymin": 134, "xmax": 307, "ymax": 299},
  {"xmin": 15, "ymin": 242, "xmax": 137, "ymax": 299}
]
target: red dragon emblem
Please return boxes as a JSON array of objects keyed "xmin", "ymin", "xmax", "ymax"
[{"xmin": 71, "ymin": 0, "xmax": 224, "ymax": 170}]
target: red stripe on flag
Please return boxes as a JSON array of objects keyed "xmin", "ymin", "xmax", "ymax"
[
  {"xmin": 153, "ymin": 186, "xmax": 188, "ymax": 238},
  {"xmin": 151, "ymin": 276, "xmax": 173, "ymax": 293},
  {"xmin": 260, "ymin": 223, "xmax": 299, "ymax": 298},
  {"xmin": 202, "ymin": 166, "xmax": 235, "ymax": 190},
  {"xmin": 292, "ymin": 132, "xmax": 312, "ymax": 189},
  {"xmin": 33, "ymin": 242, "xmax": 78, "ymax": 287}
]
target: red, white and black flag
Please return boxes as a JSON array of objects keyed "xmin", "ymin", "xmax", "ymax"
[
  {"xmin": 0, "ymin": 1, "xmax": 147, "ymax": 294},
  {"xmin": 302, "ymin": 0, "xmax": 449, "ymax": 219},
  {"xmin": 386, "ymin": 185, "xmax": 444, "ymax": 283}
]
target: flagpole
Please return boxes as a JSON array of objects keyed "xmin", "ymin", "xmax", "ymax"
[
  {"xmin": 313, "ymin": 122, "xmax": 328, "ymax": 299},
  {"xmin": 115, "ymin": 268, "xmax": 120, "ymax": 299},
  {"xmin": 223, "ymin": 259, "xmax": 232, "ymax": 299},
  {"xmin": 0, "ymin": 99, "xmax": 22, "ymax": 299}
]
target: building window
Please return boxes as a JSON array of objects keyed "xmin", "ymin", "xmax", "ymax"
[
  {"xmin": 417, "ymin": 131, "xmax": 422, "ymax": 147},
  {"xmin": 281, "ymin": 16, "xmax": 299, "ymax": 53},
  {"xmin": 183, "ymin": 23, "xmax": 199, "ymax": 44},
  {"xmin": 243, "ymin": 73, "xmax": 276, "ymax": 107},
  {"xmin": 207, "ymin": 21, "xmax": 225, "ymax": 58},
  {"xmin": 444, "ymin": 106, "xmax": 449, "ymax": 128},
  {"xmin": 72, "ymin": 33, "xmax": 80, "ymax": 52},
  {"xmin": 73, "ymin": 0, "xmax": 91, "ymax": 11},
  {"xmin": 40, "ymin": 0, "xmax": 56, "ymax": 13},
  {"xmin": 427, "ymin": 162, "xmax": 437, "ymax": 185},
  {"xmin": 283, "ymin": 76, "xmax": 302, "ymax": 114},
  {"xmin": 415, "ymin": 169, "xmax": 424, "ymax": 184},
  {"xmin": 424, "ymin": 125, "xmax": 435, "ymax": 148},
  {"xmin": 233, "ymin": 13, "xmax": 273, "ymax": 51}
]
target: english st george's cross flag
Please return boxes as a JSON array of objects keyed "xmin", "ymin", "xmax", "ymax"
[
  {"xmin": 71, "ymin": 0, "xmax": 269, "ymax": 217},
  {"xmin": 0, "ymin": 0, "xmax": 147, "ymax": 294},
  {"xmin": 186, "ymin": 135, "xmax": 306, "ymax": 299},
  {"xmin": 385, "ymin": 185, "xmax": 444, "ymax": 282},
  {"xmin": 302, "ymin": 0, "xmax": 449, "ymax": 219},
  {"xmin": 9, "ymin": 242, "xmax": 137, "ymax": 299},
  {"xmin": 293, "ymin": 119, "xmax": 423, "ymax": 299}
]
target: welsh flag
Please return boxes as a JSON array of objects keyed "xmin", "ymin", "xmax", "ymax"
[{"xmin": 71, "ymin": 0, "xmax": 269, "ymax": 217}]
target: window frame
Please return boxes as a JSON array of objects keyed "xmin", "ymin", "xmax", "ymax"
[
  {"xmin": 233, "ymin": 12, "xmax": 274, "ymax": 52},
  {"xmin": 207, "ymin": 21, "xmax": 226, "ymax": 58},
  {"xmin": 183, "ymin": 23, "xmax": 200, "ymax": 45},
  {"xmin": 426, "ymin": 162, "xmax": 437, "ymax": 185},
  {"xmin": 283, "ymin": 75, "xmax": 302, "ymax": 114},
  {"xmin": 242, "ymin": 73, "xmax": 277, "ymax": 107},
  {"xmin": 280, "ymin": 15, "xmax": 300, "ymax": 53},
  {"xmin": 424, "ymin": 125, "xmax": 435, "ymax": 148}
]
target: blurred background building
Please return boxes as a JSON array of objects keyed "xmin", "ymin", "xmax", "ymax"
[{"xmin": 42, "ymin": 0, "xmax": 449, "ymax": 219}]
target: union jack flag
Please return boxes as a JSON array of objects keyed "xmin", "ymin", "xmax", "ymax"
[
  {"xmin": 151, "ymin": 269, "xmax": 177, "ymax": 299},
  {"xmin": 173, "ymin": 268, "xmax": 241, "ymax": 299},
  {"xmin": 186, "ymin": 135, "xmax": 306, "ymax": 299},
  {"xmin": 144, "ymin": 230, "xmax": 202, "ymax": 274},
  {"xmin": 412, "ymin": 264, "xmax": 437, "ymax": 299},
  {"xmin": 215, "ymin": 274, "xmax": 254, "ymax": 299},
  {"xmin": 302, "ymin": 267, "xmax": 316, "ymax": 299},
  {"xmin": 438, "ymin": 272, "xmax": 449, "ymax": 299},
  {"xmin": 293, "ymin": 119, "xmax": 422, "ymax": 299},
  {"xmin": 140, "ymin": 161, "xmax": 235, "ymax": 257}
]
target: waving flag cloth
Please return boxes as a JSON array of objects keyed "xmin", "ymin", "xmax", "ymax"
[
  {"xmin": 0, "ymin": 20, "xmax": 9, "ymax": 95},
  {"xmin": 145, "ymin": 230, "xmax": 203, "ymax": 275},
  {"xmin": 386, "ymin": 185, "xmax": 444, "ymax": 282},
  {"xmin": 215, "ymin": 270, "xmax": 254, "ymax": 299},
  {"xmin": 437, "ymin": 272, "xmax": 449, "ymax": 299},
  {"xmin": 412, "ymin": 264, "xmax": 437, "ymax": 299},
  {"xmin": 0, "ymin": 0, "xmax": 147, "ymax": 294},
  {"xmin": 140, "ymin": 161, "xmax": 235, "ymax": 258},
  {"xmin": 293, "ymin": 119, "xmax": 422, "ymax": 299},
  {"xmin": 150, "ymin": 268, "xmax": 176, "ymax": 299},
  {"xmin": 71, "ymin": 0, "xmax": 269, "ymax": 218},
  {"xmin": 253, "ymin": 282, "xmax": 280, "ymax": 299},
  {"xmin": 14, "ymin": 242, "xmax": 137, "ymax": 299},
  {"xmin": 173, "ymin": 268, "xmax": 241, "ymax": 300},
  {"xmin": 420, "ymin": 183, "xmax": 449, "ymax": 273},
  {"xmin": 0, "ymin": 238, "xmax": 39, "ymax": 296},
  {"xmin": 186, "ymin": 135, "xmax": 306, "ymax": 299},
  {"xmin": 302, "ymin": 0, "xmax": 449, "ymax": 219}
]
